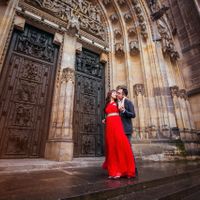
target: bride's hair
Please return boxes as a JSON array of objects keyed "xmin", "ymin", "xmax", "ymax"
[{"xmin": 104, "ymin": 89, "xmax": 118, "ymax": 111}]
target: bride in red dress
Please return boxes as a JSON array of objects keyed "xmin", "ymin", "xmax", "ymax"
[{"xmin": 102, "ymin": 90, "xmax": 136, "ymax": 179}]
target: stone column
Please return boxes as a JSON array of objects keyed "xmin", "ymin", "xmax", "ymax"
[
  {"xmin": 179, "ymin": 89, "xmax": 191, "ymax": 130},
  {"xmin": 45, "ymin": 33, "xmax": 77, "ymax": 161},
  {"xmin": 170, "ymin": 86, "xmax": 184, "ymax": 138},
  {"xmin": 134, "ymin": 84, "xmax": 146, "ymax": 139},
  {"xmin": 0, "ymin": 0, "xmax": 18, "ymax": 72}
]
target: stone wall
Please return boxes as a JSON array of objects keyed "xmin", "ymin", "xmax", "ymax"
[{"xmin": 162, "ymin": 0, "xmax": 200, "ymax": 129}]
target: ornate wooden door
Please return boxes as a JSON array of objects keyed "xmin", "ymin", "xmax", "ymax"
[
  {"xmin": 0, "ymin": 25, "xmax": 59, "ymax": 158},
  {"xmin": 73, "ymin": 49, "xmax": 105, "ymax": 157}
]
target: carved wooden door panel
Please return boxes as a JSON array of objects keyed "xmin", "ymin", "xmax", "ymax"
[
  {"xmin": 73, "ymin": 49, "xmax": 104, "ymax": 157},
  {"xmin": 0, "ymin": 25, "xmax": 59, "ymax": 158}
]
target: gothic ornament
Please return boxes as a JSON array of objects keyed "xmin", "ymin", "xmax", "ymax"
[
  {"xmin": 157, "ymin": 22, "xmax": 179, "ymax": 61},
  {"xmin": 134, "ymin": 84, "xmax": 145, "ymax": 96},
  {"xmin": 114, "ymin": 29, "xmax": 122, "ymax": 38},
  {"xmin": 61, "ymin": 68, "xmax": 75, "ymax": 84},
  {"xmin": 124, "ymin": 12, "xmax": 132, "ymax": 23},
  {"xmin": 179, "ymin": 89, "xmax": 188, "ymax": 100},
  {"xmin": 129, "ymin": 40, "xmax": 140, "ymax": 55},
  {"xmin": 132, "ymin": 0, "xmax": 148, "ymax": 39},
  {"xmin": 128, "ymin": 27, "xmax": 136, "ymax": 36},
  {"xmin": 66, "ymin": 15, "xmax": 80, "ymax": 36},
  {"xmin": 110, "ymin": 13, "xmax": 119, "ymax": 23},
  {"xmin": 103, "ymin": 0, "xmax": 111, "ymax": 6},
  {"xmin": 118, "ymin": 0, "xmax": 126, "ymax": 6},
  {"xmin": 170, "ymin": 86, "xmax": 179, "ymax": 97},
  {"xmin": 25, "ymin": 0, "xmax": 106, "ymax": 41},
  {"xmin": 115, "ymin": 43, "xmax": 125, "ymax": 56}
]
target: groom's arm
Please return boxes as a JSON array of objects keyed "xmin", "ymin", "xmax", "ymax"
[{"xmin": 121, "ymin": 101, "xmax": 136, "ymax": 118}]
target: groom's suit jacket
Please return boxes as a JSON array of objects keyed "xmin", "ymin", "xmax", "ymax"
[{"xmin": 120, "ymin": 98, "xmax": 136, "ymax": 135}]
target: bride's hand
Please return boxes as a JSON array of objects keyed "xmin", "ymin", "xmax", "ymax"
[{"xmin": 102, "ymin": 119, "xmax": 106, "ymax": 124}]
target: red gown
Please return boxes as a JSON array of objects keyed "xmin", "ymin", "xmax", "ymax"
[{"xmin": 102, "ymin": 102, "xmax": 136, "ymax": 177}]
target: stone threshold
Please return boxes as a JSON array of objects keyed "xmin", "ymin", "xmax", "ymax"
[{"xmin": 0, "ymin": 157, "xmax": 104, "ymax": 174}]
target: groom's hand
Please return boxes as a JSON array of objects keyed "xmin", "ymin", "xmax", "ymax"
[{"xmin": 119, "ymin": 106, "xmax": 125, "ymax": 112}]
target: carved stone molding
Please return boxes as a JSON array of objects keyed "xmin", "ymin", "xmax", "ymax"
[
  {"xmin": 124, "ymin": 12, "xmax": 132, "ymax": 23},
  {"xmin": 128, "ymin": 27, "xmax": 136, "ymax": 36},
  {"xmin": 132, "ymin": 0, "xmax": 148, "ymax": 40},
  {"xmin": 140, "ymin": 23, "xmax": 148, "ymax": 39},
  {"xmin": 179, "ymin": 89, "xmax": 188, "ymax": 100},
  {"xmin": 14, "ymin": 15, "xmax": 26, "ymax": 31},
  {"xmin": 129, "ymin": 40, "xmax": 139, "ymax": 55},
  {"xmin": 103, "ymin": 0, "xmax": 111, "ymax": 6},
  {"xmin": 61, "ymin": 68, "xmax": 75, "ymax": 84},
  {"xmin": 148, "ymin": 1, "xmax": 169, "ymax": 21},
  {"xmin": 157, "ymin": 22, "xmax": 179, "ymax": 61},
  {"xmin": 134, "ymin": 84, "xmax": 145, "ymax": 96},
  {"xmin": 53, "ymin": 32, "xmax": 63, "ymax": 46},
  {"xmin": 110, "ymin": 13, "xmax": 119, "ymax": 23},
  {"xmin": 114, "ymin": 29, "xmax": 122, "ymax": 38},
  {"xmin": 138, "ymin": 15, "xmax": 144, "ymax": 23},
  {"xmin": 115, "ymin": 43, "xmax": 124, "ymax": 56},
  {"xmin": 170, "ymin": 86, "xmax": 179, "ymax": 97},
  {"xmin": 118, "ymin": 0, "xmax": 126, "ymax": 6},
  {"xmin": 24, "ymin": 0, "xmax": 106, "ymax": 41},
  {"xmin": 134, "ymin": 6, "xmax": 142, "ymax": 14}
]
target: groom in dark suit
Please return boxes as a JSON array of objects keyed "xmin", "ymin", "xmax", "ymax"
[
  {"xmin": 117, "ymin": 86, "xmax": 136, "ymax": 143},
  {"xmin": 117, "ymin": 86, "xmax": 138, "ymax": 176}
]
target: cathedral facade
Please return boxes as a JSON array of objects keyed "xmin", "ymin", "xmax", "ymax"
[{"xmin": 0, "ymin": 0, "xmax": 199, "ymax": 161}]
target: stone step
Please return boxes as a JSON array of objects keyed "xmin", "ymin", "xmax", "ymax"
[
  {"xmin": 63, "ymin": 168, "xmax": 200, "ymax": 200},
  {"xmin": 107, "ymin": 171, "xmax": 200, "ymax": 200}
]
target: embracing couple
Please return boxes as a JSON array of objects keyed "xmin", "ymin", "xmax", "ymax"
[{"xmin": 102, "ymin": 86, "xmax": 137, "ymax": 179}]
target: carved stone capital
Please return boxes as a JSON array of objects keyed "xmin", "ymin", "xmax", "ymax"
[
  {"xmin": 129, "ymin": 40, "xmax": 139, "ymax": 55},
  {"xmin": 134, "ymin": 84, "xmax": 145, "ymax": 96},
  {"xmin": 61, "ymin": 68, "xmax": 75, "ymax": 84},
  {"xmin": 170, "ymin": 86, "xmax": 179, "ymax": 97},
  {"xmin": 179, "ymin": 89, "xmax": 188, "ymax": 100},
  {"xmin": 115, "ymin": 43, "xmax": 124, "ymax": 56}
]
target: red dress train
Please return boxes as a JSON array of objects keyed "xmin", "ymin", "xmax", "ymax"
[{"xmin": 102, "ymin": 102, "xmax": 136, "ymax": 177}]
